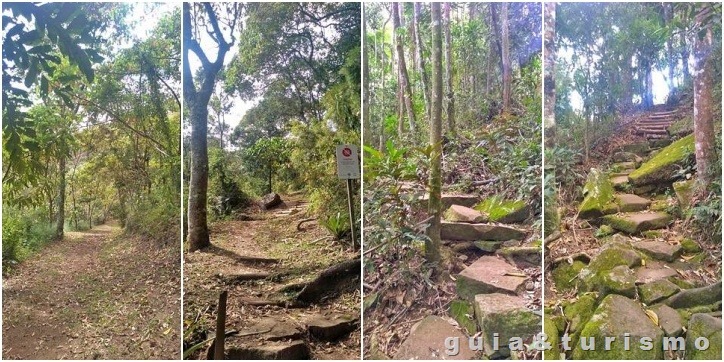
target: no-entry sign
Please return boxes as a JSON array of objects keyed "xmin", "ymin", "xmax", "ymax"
[{"xmin": 336, "ymin": 144, "xmax": 360, "ymax": 179}]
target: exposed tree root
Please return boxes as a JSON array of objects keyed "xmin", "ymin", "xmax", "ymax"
[
  {"xmin": 297, "ymin": 218, "xmax": 316, "ymax": 231},
  {"xmin": 234, "ymin": 256, "xmax": 279, "ymax": 264},
  {"xmin": 220, "ymin": 272, "xmax": 271, "ymax": 284},
  {"xmin": 295, "ymin": 258, "xmax": 360, "ymax": 304}
]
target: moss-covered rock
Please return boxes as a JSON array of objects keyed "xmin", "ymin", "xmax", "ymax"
[
  {"xmin": 650, "ymin": 138, "xmax": 673, "ymax": 148},
  {"xmin": 685, "ymin": 313, "xmax": 722, "ymax": 360},
  {"xmin": 667, "ymin": 276, "xmax": 696, "ymax": 290},
  {"xmin": 497, "ymin": 246, "xmax": 541, "ymax": 268},
  {"xmin": 673, "ymin": 179, "xmax": 695, "ymax": 209},
  {"xmin": 649, "ymin": 199, "xmax": 670, "ymax": 212},
  {"xmin": 572, "ymin": 294, "xmax": 664, "ymax": 359},
  {"xmin": 594, "ymin": 224, "xmax": 615, "ymax": 238},
  {"xmin": 474, "ymin": 293, "xmax": 540, "ymax": 358},
  {"xmin": 680, "ymin": 238, "xmax": 702, "ymax": 254},
  {"xmin": 449, "ymin": 299, "xmax": 477, "ymax": 335},
  {"xmin": 579, "ymin": 247, "xmax": 641, "ymax": 293},
  {"xmin": 642, "ymin": 230, "xmax": 663, "ymax": 239},
  {"xmin": 622, "ymin": 142, "xmax": 650, "ymax": 156},
  {"xmin": 551, "ymin": 260, "xmax": 586, "ymax": 291},
  {"xmin": 598, "ymin": 265, "xmax": 636, "ymax": 298},
  {"xmin": 563, "ymin": 294, "xmax": 597, "ymax": 342},
  {"xmin": 628, "ymin": 134, "xmax": 695, "ymax": 186},
  {"xmin": 638, "ymin": 279, "xmax": 680, "ymax": 305},
  {"xmin": 602, "ymin": 212, "xmax": 672, "ymax": 234},
  {"xmin": 474, "ymin": 196, "xmax": 529, "ymax": 223},
  {"xmin": 667, "ymin": 116, "xmax": 693, "ymax": 137},
  {"xmin": 543, "ymin": 315, "xmax": 561, "ymax": 360},
  {"xmin": 578, "ymin": 169, "xmax": 617, "ymax": 219},
  {"xmin": 474, "ymin": 240, "xmax": 503, "ymax": 253},
  {"xmin": 664, "ymin": 281, "xmax": 722, "ymax": 309}
]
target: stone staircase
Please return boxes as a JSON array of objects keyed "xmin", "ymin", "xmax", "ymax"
[
  {"xmin": 634, "ymin": 109, "xmax": 679, "ymax": 139},
  {"xmin": 546, "ymin": 111, "xmax": 722, "ymax": 360},
  {"xmin": 396, "ymin": 194, "xmax": 541, "ymax": 360}
]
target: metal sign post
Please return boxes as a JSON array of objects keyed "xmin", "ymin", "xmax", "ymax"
[{"xmin": 336, "ymin": 145, "xmax": 360, "ymax": 249}]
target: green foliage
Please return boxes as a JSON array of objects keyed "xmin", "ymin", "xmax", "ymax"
[
  {"xmin": 321, "ymin": 212, "xmax": 351, "ymax": 240},
  {"xmin": 241, "ymin": 137, "xmax": 291, "ymax": 195},
  {"xmin": 363, "ymin": 140, "xmax": 428, "ymax": 262},
  {"xmin": 2, "ymin": 206, "xmax": 55, "ymax": 273}
]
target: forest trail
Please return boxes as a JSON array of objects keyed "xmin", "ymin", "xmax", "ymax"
[
  {"xmin": 183, "ymin": 194, "xmax": 360, "ymax": 360},
  {"xmin": 2, "ymin": 223, "xmax": 181, "ymax": 360},
  {"xmin": 366, "ymin": 190, "xmax": 542, "ymax": 360},
  {"xmin": 545, "ymin": 105, "xmax": 722, "ymax": 359}
]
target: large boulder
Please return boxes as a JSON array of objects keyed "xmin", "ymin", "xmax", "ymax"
[
  {"xmin": 440, "ymin": 221, "xmax": 526, "ymax": 241},
  {"xmin": 260, "ymin": 193, "xmax": 283, "ymax": 210},
  {"xmin": 473, "ymin": 196, "xmax": 529, "ymax": 223},
  {"xmin": 394, "ymin": 316, "xmax": 477, "ymax": 360},
  {"xmin": 573, "ymin": 294, "xmax": 664, "ymax": 359},
  {"xmin": 474, "ymin": 293, "xmax": 540, "ymax": 358},
  {"xmin": 578, "ymin": 169, "xmax": 617, "ymax": 219},
  {"xmin": 685, "ymin": 313, "xmax": 722, "ymax": 360},
  {"xmin": 628, "ymin": 134, "xmax": 695, "ymax": 186}
]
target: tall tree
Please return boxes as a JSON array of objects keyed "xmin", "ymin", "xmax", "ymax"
[
  {"xmin": 392, "ymin": 2, "xmax": 416, "ymax": 136},
  {"xmin": 692, "ymin": 3, "xmax": 718, "ymax": 185},
  {"xmin": 543, "ymin": 2, "xmax": 556, "ymax": 146},
  {"xmin": 412, "ymin": 3, "xmax": 431, "ymax": 120},
  {"xmin": 427, "ymin": 2, "xmax": 443, "ymax": 266},
  {"xmin": 363, "ymin": 6, "xmax": 372, "ymax": 148},
  {"xmin": 443, "ymin": 3, "xmax": 455, "ymax": 136},
  {"xmin": 500, "ymin": 3, "xmax": 512, "ymax": 112},
  {"xmin": 183, "ymin": 3, "xmax": 241, "ymax": 251}
]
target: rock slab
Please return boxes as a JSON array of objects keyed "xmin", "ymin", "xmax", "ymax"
[
  {"xmin": 602, "ymin": 212, "xmax": 672, "ymax": 234},
  {"xmin": 394, "ymin": 316, "xmax": 477, "ymax": 360},
  {"xmin": 444, "ymin": 204, "xmax": 488, "ymax": 223},
  {"xmin": 441, "ymin": 221, "xmax": 525, "ymax": 241},
  {"xmin": 633, "ymin": 241, "xmax": 682, "ymax": 262},
  {"xmin": 456, "ymin": 256, "xmax": 527, "ymax": 301}
]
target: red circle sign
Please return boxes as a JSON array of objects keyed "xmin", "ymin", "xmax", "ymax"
[{"xmin": 342, "ymin": 147, "xmax": 352, "ymax": 157}]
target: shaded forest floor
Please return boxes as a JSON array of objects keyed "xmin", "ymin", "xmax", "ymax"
[
  {"xmin": 183, "ymin": 194, "xmax": 360, "ymax": 360},
  {"xmin": 2, "ymin": 222, "xmax": 181, "ymax": 359}
]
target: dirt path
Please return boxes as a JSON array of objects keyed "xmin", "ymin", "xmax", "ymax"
[
  {"xmin": 2, "ymin": 223, "xmax": 180, "ymax": 359},
  {"xmin": 183, "ymin": 194, "xmax": 360, "ymax": 360}
]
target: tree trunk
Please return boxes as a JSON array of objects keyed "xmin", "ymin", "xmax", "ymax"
[
  {"xmin": 55, "ymin": 155, "xmax": 66, "ymax": 240},
  {"xmin": 188, "ymin": 102, "xmax": 211, "ymax": 250},
  {"xmin": 443, "ymin": 2, "xmax": 455, "ymax": 137},
  {"xmin": 543, "ymin": 2, "xmax": 556, "ymax": 148},
  {"xmin": 427, "ymin": 2, "xmax": 443, "ymax": 266},
  {"xmin": 183, "ymin": 3, "xmax": 236, "ymax": 251},
  {"xmin": 500, "ymin": 3, "xmax": 512, "ymax": 112},
  {"xmin": 392, "ymin": 2, "xmax": 417, "ymax": 136},
  {"xmin": 663, "ymin": 3, "xmax": 675, "ymax": 92},
  {"xmin": 693, "ymin": 5, "xmax": 716, "ymax": 185},
  {"xmin": 363, "ymin": 9, "xmax": 372, "ymax": 148},
  {"xmin": 413, "ymin": 3, "xmax": 431, "ymax": 120}
]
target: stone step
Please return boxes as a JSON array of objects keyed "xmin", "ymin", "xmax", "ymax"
[
  {"xmin": 422, "ymin": 193, "xmax": 480, "ymax": 209},
  {"xmin": 615, "ymin": 193, "xmax": 651, "ymax": 212},
  {"xmin": 645, "ymin": 133, "xmax": 670, "ymax": 140},
  {"xmin": 637, "ymin": 121, "xmax": 673, "ymax": 127},
  {"xmin": 633, "ymin": 241, "xmax": 683, "ymax": 262},
  {"xmin": 635, "ymin": 128, "xmax": 669, "ymax": 135},
  {"xmin": 440, "ymin": 221, "xmax": 526, "ymax": 241},
  {"xmin": 601, "ymin": 212, "xmax": 673, "ymax": 234},
  {"xmin": 456, "ymin": 256, "xmax": 528, "ymax": 300},
  {"xmin": 610, "ymin": 175, "xmax": 630, "ymax": 189},
  {"xmin": 444, "ymin": 204, "xmax": 487, "ymax": 223},
  {"xmin": 394, "ymin": 316, "xmax": 477, "ymax": 360}
]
